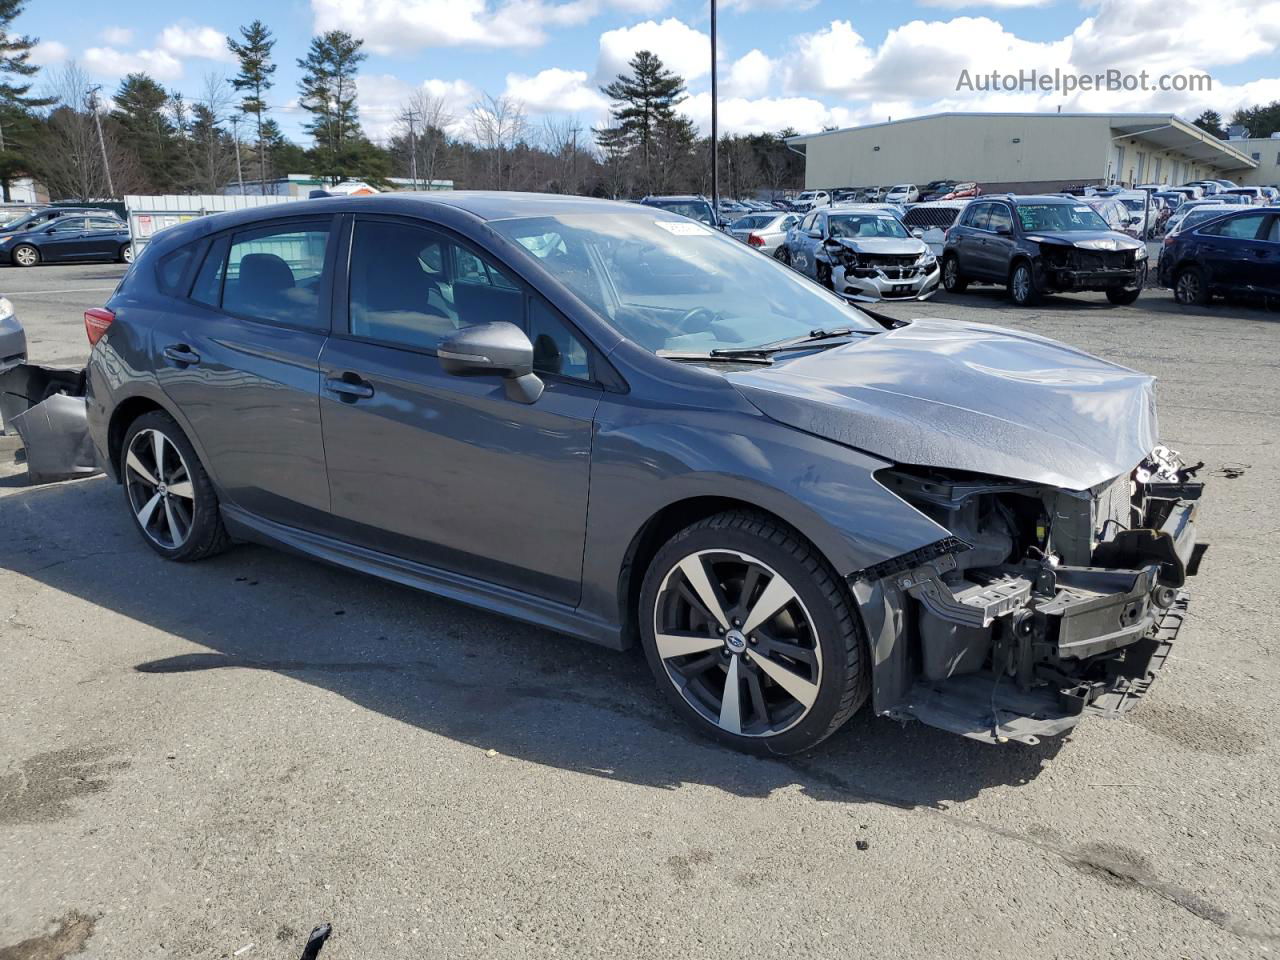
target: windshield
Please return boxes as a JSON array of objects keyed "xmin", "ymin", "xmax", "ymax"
[
  {"xmin": 1015, "ymin": 203, "xmax": 1110, "ymax": 232},
  {"xmin": 1119, "ymin": 198, "xmax": 1148, "ymax": 212},
  {"xmin": 0, "ymin": 212, "xmax": 36, "ymax": 230},
  {"xmin": 644, "ymin": 199, "xmax": 715, "ymax": 225},
  {"xmin": 828, "ymin": 213, "xmax": 909, "ymax": 239},
  {"xmin": 490, "ymin": 212, "xmax": 879, "ymax": 355}
]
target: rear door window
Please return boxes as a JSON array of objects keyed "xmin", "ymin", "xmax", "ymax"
[
  {"xmin": 221, "ymin": 221, "xmax": 332, "ymax": 329},
  {"xmin": 1200, "ymin": 213, "xmax": 1267, "ymax": 240},
  {"xmin": 986, "ymin": 204, "xmax": 1013, "ymax": 233}
]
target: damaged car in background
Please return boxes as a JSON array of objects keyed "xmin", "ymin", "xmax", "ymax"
[
  {"xmin": 779, "ymin": 205, "xmax": 940, "ymax": 302},
  {"xmin": 943, "ymin": 195, "xmax": 1147, "ymax": 306},
  {"xmin": 72, "ymin": 193, "xmax": 1201, "ymax": 755}
]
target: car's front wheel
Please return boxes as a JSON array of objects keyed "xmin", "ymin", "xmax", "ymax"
[
  {"xmin": 638, "ymin": 511, "xmax": 868, "ymax": 755},
  {"xmin": 12, "ymin": 244, "xmax": 38, "ymax": 267},
  {"xmin": 121, "ymin": 411, "xmax": 230, "ymax": 561},
  {"xmin": 1174, "ymin": 265, "xmax": 1210, "ymax": 306},
  {"xmin": 119, "ymin": 243, "xmax": 133, "ymax": 264},
  {"xmin": 942, "ymin": 254, "xmax": 967, "ymax": 292},
  {"xmin": 774, "ymin": 245, "xmax": 791, "ymax": 266},
  {"xmin": 1009, "ymin": 260, "xmax": 1040, "ymax": 306}
]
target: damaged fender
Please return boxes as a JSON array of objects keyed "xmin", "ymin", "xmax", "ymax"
[{"xmin": 0, "ymin": 364, "xmax": 102, "ymax": 484}]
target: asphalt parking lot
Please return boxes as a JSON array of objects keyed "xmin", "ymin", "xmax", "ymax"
[{"xmin": 2, "ymin": 262, "xmax": 1278, "ymax": 959}]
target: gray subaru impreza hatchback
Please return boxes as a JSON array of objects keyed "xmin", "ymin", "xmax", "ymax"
[{"xmin": 83, "ymin": 192, "xmax": 1203, "ymax": 754}]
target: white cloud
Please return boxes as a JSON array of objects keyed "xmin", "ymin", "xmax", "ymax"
[
  {"xmin": 101, "ymin": 26, "xmax": 134, "ymax": 46},
  {"xmin": 157, "ymin": 25, "xmax": 234, "ymax": 63},
  {"xmin": 357, "ymin": 73, "xmax": 477, "ymax": 140},
  {"xmin": 721, "ymin": 0, "xmax": 816, "ymax": 10},
  {"xmin": 312, "ymin": 0, "xmax": 668, "ymax": 54},
  {"xmin": 83, "ymin": 46, "xmax": 184, "ymax": 82},
  {"xmin": 680, "ymin": 91, "xmax": 855, "ymax": 136},
  {"xmin": 28, "ymin": 40, "xmax": 68, "ymax": 66},
  {"xmin": 724, "ymin": 49, "xmax": 774, "ymax": 98},
  {"xmin": 504, "ymin": 68, "xmax": 608, "ymax": 114},
  {"xmin": 597, "ymin": 18, "xmax": 710, "ymax": 85},
  {"xmin": 918, "ymin": 0, "xmax": 1049, "ymax": 7}
]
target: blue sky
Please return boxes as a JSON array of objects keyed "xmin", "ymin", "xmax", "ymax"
[{"xmin": 19, "ymin": 0, "xmax": 1280, "ymax": 143}]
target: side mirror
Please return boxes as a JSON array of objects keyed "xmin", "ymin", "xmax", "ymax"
[
  {"xmin": 438, "ymin": 321, "xmax": 544, "ymax": 404},
  {"xmin": 911, "ymin": 227, "xmax": 925, "ymax": 239},
  {"xmin": 807, "ymin": 229, "xmax": 822, "ymax": 239},
  {"xmin": 994, "ymin": 224, "xmax": 1011, "ymax": 235},
  {"xmin": 44, "ymin": 226, "xmax": 56, "ymax": 234}
]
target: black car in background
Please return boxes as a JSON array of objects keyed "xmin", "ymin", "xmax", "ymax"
[
  {"xmin": 941, "ymin": 194, "xmax": 1147, "ymax": 306},
  {"xmin": 637, "ymin": 195, "xmax": 721, "ymax": 228},
  {"xmin": 1158, "ymin": 206, "xmax": 1280, "ymax": 305},
  {"xmin": 0, "ymin": 211, "xmax": 132, "ymax": 267}
]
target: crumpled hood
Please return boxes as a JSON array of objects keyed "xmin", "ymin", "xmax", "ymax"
[
  {"xmin": 726, "ymin": 317, "xmax": 1157, "ymax": 490},
  {"xmin": 1025, "ymin": 230, "xmax": 1144, "ymax": 252},
  {"xmin": 832, "ymin": 237, "xmax": 927, "ymax": 257}
]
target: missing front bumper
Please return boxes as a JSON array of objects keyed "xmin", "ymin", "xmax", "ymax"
[{"xmin": 0, "ymin": 364, "xmax": 102, "ymax": 484}]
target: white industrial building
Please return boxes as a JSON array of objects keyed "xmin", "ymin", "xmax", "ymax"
[{"xmin": 786, "ymin": 113, "xmax": 1262, "ymax": 193}]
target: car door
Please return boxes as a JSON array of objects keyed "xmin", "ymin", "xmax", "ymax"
[
  {"xmin": 83, "ymin": 216, "xmax": 126, "ymax": 259},
  {"xmin": 150, "ymin": 216, "xmax": 335, "ymax": 529},
  {"xmin": 37, "ymin": 216, "xmax": 88, "ymax": 261},
  {"xmin": 955, "ymin": 202, "xmax": 991, "ymax": 276},
  {"xmin": 1196, "ymin": 212, "xmax": 1269, "ymax": 287},
  {"xmin": 316, "ymin": 214, "xmax": 603, "ymax": 606},
  {"xmin": 789, "ymin": 211, "xmax": 819, "ymax": 274},
  {"xmin": 1257, "ymin": 215, "xmax": 1280, "ymax": 294},
  {"xmin": 982, "ymin": 202, "xmax": 1016, "ymax": 278}
]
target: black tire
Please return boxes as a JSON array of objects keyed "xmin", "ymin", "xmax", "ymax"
[
  {"xmin": 1106, "ymin": 286, "xmax": 1141, "ymax": 305},
  {"xmin": 1174, "ymin": 265, "xmax": 1210, "ymax": 306},
  {"xmin": 12, "ymin": 243, "xmax": 38, "ymax": 268},
  {"xmin": 1009, "ymin": 260, "xmax": 1040, "ymax": 306},
  {"xmin": 941, "ymin": 254, "xmax": 967, "ymax": 292},
  {"xmin": 816, "ymin": 261, "xmax": 833, "ymax": 290},
  {"xmin": 119, "ymin": 243, "xmax": 134, "ymax": 264},
  {"xmin": 774, "ymin": 246, "xmax": 791, "ymax": 266},
  {"xmin": 120, "ymin": 410, "xmax": 231, "ymax": 562},
  {"xmin": 638, "ymin": 510, "xmax": 868, "ymax": 755}
]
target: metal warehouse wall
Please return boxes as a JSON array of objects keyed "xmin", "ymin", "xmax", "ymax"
[{"xmin": 1233, "ymin": 139, "xmax": 1280, "ymax": 185}]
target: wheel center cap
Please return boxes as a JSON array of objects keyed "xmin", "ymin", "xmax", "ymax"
[
  {"xmin": 157, "ymin": 482, "xmax": 167, "ymax": 495},
  {"xmin": 725, "ymin": 629, "xmax": 747, "ymax": 653}
]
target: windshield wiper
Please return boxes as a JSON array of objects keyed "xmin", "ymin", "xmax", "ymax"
[
  {"xmin": 657, "ymin": 350, "xmax": 774, "ymax": 365},
  {"xmin": 708, "ymin": 327, "xmax": 871, "ymax": 359}
]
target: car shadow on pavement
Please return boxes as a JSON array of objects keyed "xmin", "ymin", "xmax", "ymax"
[
  {"xmin": 926, "ymin": 287, "xmax": 1280, "ymax": 319},
  {"xmin": 1, "ymin": 477, "xmax": 1062, "ymax": 812}
]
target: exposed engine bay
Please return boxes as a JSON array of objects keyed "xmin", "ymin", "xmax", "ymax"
[
  {"xmin": 857, "ymin": 447, "xmax": 1203, "ymax": 744},
  {"xmin": 1036, "ymin": 241, "xmax": 1143, "ymax": 292}
]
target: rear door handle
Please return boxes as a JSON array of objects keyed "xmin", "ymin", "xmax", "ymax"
[
  {"xmin": 325, "ymin": 376, "xmax": 374, "ymax": 400},
  {"xmin": 163, "ymin": 344, "xmax": 200, "ymax": 365}
]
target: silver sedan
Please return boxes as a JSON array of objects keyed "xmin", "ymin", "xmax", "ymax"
[{"xmin": 728, "ymin": 212, "xmax": 799, "ymax": 258}]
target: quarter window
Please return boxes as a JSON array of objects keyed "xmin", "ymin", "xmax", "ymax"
[
  {"xmin": 966, "ymin": 203, "xmax": 991, "ymax": 230},
  {"xmin": 221, "ymin": 223, "xmax": 331, "ymax": 329},
  {"xmin": 1200, "ymin": 213, "xmax": 1266, "ymax": 239}
]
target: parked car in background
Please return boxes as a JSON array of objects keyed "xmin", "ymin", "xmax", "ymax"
[
  {"xmin": 1224, "ymin": 187, "xmax": 1268, "ymax": 205},
  {"xmin": 780, "ymin": 204, "xmax": 939, "ymax": 302},
  {"xmin": 942, "ymin": 195, "xmax": 1146, "ymax": 306},
  {"xmin": 0, "ymin": 206, "xmax": 117, "ymax": 238},
  {"xmin": 78, "ymin": 191, "xmax": 1205, "ymax": 753},
  {"xmin": 0, "ymin": 295, "xmax": 23, "ymax": 375},
  {"xmin": 0, "ymin": 212, "xmax": 132, "ymax": 267},
  {"xmin": 1168, "ymin": 185, "xmax": 1204, "ymax": 202},
  {"xmin": 790, "ymin": 190, "xmax": 831, "ymax": 213},
  {"xmin": 1084, "ymin": 196, "xmax": 1137, "ymax": 238},
  {"xmin": 939, "ymin": 182, "xmax": 981, "ymax": 200},
  {"xmin": 884, "ymin": 184, "xmax": 920, "ymax": 203},
  {"xmin": 1162, "ymin": 203, "xmax": 1247, "ymax": 239},
  {"xmin": 728, "ymin": 211, "xmax": 799, "ymax": 257},
  {"xmin": 1187, "ymin": 181, "xmax": 1223, "ymax": 196},
  {"xmin": 860, "ymin": 186, "xmax": 886, "ymax": 202},
  {"xmin": 901, "ymin": 199, "xmax": 973, "ymax": 256},
  {"xmin": 639, "ymin": 195, "xmax": 721, "ymax": 228},
  {"xmin": 1159, "ymin": 206, "xmax": 1279, "ymax": 305},
  {"xmin": 717, "ymin": 199, "xmax": 750, "ymax": 220},
  {"xmin": 1114, "ymin": 191, "xmax": 1162, "ymax": 238},
  {"xmin": 1153, "ymin": 190, "xmax": 1185, "ymax": 212},
  {"xmin": 920, "ymin": 180, "xmax": 959, "ymax": 201}
]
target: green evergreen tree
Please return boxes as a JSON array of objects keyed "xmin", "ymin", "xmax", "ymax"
[
  {"xmin": 0, "ymin": 0, "xmax": 52, "ymax": 200},
  {"xmin": 112, "ymin": 73, "xmax": 177, "ymax": 191},
  {"xmin": 1231, "ymin": 101, "xmax": 1280, "ymax": 138},
  {"xmin": 601, "ymin": 50, "xmax": 689, "ymax": 194},
  {"xmin": 297, "ymin": 30, "xmax": 366, "ymax": 182},
  {"xmin": 1193, "ymin": 110, "xmax": 1226, "ymax": 140},
  {"xmin": 227, "ymin": 20, "xmax": 277, "ymax": 191}
]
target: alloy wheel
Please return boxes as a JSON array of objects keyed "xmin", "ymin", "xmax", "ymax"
[
  {"xmin": 652, "ymin": 549, "xmax": 823, "ymax": 737},
  {"xmin": 1176, "ymin": 271, "xmax": 1199, "ymax": 304},
  {"xmin": 1012, "ymin": 265, "xmax": 1031, "ymax": 302},
  {"xmin": 124, "ymin": 428, "xmax": 196, "ymax": 549},
  {"xmin": 122, "ymin": 245, "xmax": 134, "ymax": 263},
  {"xmin": 14, "ymin": 246, "xmax": 36, "ymax": 267},
  {"xmin": 944, "ymin": 258, "xmax": 957, "ymax": 288}
]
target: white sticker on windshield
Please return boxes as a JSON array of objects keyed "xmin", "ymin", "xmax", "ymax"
[
  {"xmin": 655, "ymin": 220, "xmax": 713, "ymax": 236},
  {"xmin": 1074, "ymin": 206, "xmax": 1091, "ymax": 213}
]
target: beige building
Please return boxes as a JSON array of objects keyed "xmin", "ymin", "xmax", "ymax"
[
  {"xmin": 1231, "ymin": 137, "xmax": 1280, "ymax": 186},
  {"xmin": 786, "ymin": 112, "xmax": 1258, "ymax": 192}
]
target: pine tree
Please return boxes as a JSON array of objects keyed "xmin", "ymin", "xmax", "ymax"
[
  {"xmin": 227, "ymin": 20, "xmax": 277, "ymax": 191},
  {"xmin": 1193, "ymin": 110, "xmax": 1226, "ymax": 140},
  {"xmin": 112, "ymin": 73, "xmax": 177, "ymax": 192},
  {"xmin": 601, "ymin": 50, "xmax": 689, "ymax": 195},
  {"xmin": 297, "ymin": 30, "xmax": 366, "ymax": 182},
  {"xmin": 0, "ymin": 0, "xmax": 53, "ymax": 200}
]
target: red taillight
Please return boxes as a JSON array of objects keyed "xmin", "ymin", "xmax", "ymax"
[
  {"xmin": 748, "ymin": 233, "xmax": 765, "ymax": 247},
  {"xmin": 84, "ymin": 307, "xmax": 114, "ymax": 346}
]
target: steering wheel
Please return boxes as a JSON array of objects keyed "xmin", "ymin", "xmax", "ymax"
[{"xmin": 677, "ymin": 306, "xmax": 720, "ymax": 333}]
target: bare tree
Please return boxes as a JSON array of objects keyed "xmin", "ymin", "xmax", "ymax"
[
  {"xmin": 395, "ymin": 87, "xmax": 454, "ymax": 190},
  {"xmin": 184, "ymin": 73, "xmax": 237, "ymax": 193},
  {"xmin": 541, "ymin": 115, "xmax": 587, "ymax": 194},
  {"xmin": 35, "ymin": 62, "xmax": 139, "ymax": 200},
  {"xmin": 468, "ymin": 93, "xmax": 526, "ymax": 190}
]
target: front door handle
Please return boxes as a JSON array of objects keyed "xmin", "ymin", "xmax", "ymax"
[
  {"xmin": 325, "ymin": 376, "xmax": 374, "ymax": 400},
  {"xmin": 163, "ymin": 344, "xmax": 200, "ymax": 365}
]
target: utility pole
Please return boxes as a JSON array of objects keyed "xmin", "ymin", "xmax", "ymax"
[
  {"xmin": 404, "ymin": 110, "xmax": 421, "ymax": 190},
  {"xmin": 570, "ymin": 123, "xmax": 579, "ymax": 195},
  {"xmin": 710, "ymin": 0, "xmax": 719, "ymax": 219},
  {"xmin": 229, "ymin": 115, "xmax": 245, "ymax": 192},
  {"xmin": 87, "ymin": 85, "xmax": 116, "ymax": 198}
]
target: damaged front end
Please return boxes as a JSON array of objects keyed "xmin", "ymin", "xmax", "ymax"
[
  {"xmin": 854, "ymin": 447, "xmax": 1203, "ymax": 745},
  {"xmin": 824, "ymin": 238, "xmax": 942, "ymax": 303},
  {"xmin": 1036, "ymin": 241, "xmax": 1145, "ymax": 294},
  {"xmin": 0, "ymin": 364, "xmax": 102, "ymax": 484}
]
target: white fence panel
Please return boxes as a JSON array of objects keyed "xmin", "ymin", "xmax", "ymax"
[{"xmin": 123, "ymin": 194, "xmax": 302, "ymax": 255}]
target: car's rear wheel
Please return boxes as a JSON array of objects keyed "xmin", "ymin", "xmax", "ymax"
[
  {"xmin": 774, "ymin": 246, "xmax": 791, "ymax": 266},
  {"xmin": 1009, "ymin": 260, "xmax": 1040, "ymax": 306},
  {"xmin": 121, "ymin": 411, "xmax": 230, "ymax": 561},
  {"xmin": 12, "ymin": 244, "xmax": 38, "ymax": 267},
  {"xmin": 119, "ymin": 243, "xmax": 133, "ymax": 264},
  {"xmin": 638, "ymin": 511, "xmax": 868, "ymax": 755},
  {"xmin": 1174, "ymin": 265, "xmax": 1210, "ymax": 305},
  {"xmin": 942, "ymin": 254, "xmax": 967, "ymax": 292}
]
